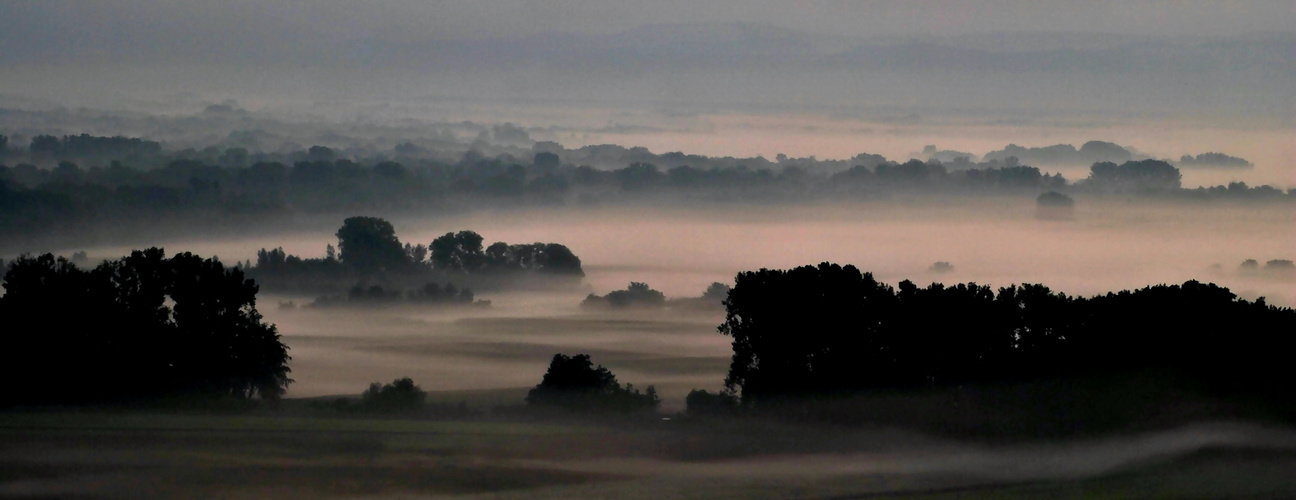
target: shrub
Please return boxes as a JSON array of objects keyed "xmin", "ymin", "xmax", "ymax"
[
  {"xmin": 361, "ymin": 377, "xmax": 427, "ymax": 412},
  {"xmin": 526, "ymin": 354, "xmax": 659, "ymax": 413},
  {"xmin": 685, "ymin": 389, "xmax": 740, "ymax": 416}
]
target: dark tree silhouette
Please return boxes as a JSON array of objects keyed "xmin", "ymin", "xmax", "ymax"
[
  {"xmin": 526, "ymin": 354, "xmax": 659, "ymax": 412},
  {"xmin": 361, "ymin": 377, "xmax": 427, "ymax": 412},
  {"xmin": 246, "ymin": 221, "xmax": 584, "ymax": 294},
  {"xmin": 430, "ymin": 230, "xmax": 486, "ymax": 271},
  {"xmin": 1036, "ymin": 191, "xmax": 1075, "ymax": 207},
  {"xmin": 1085, "ymin": 160, "xmax": 1182, "ymax": 192},
  {"xmin": 719, "ymin": 262, "xmax": 1295, "ymax": 408},
  {"xmin": 1036, "ymin": 190, "xmax": 1077, "ymax": 220},
  {"xmin": 582, "ymin": 282, "xmax": 667, "ymax": 309},
  {"xmin": 1264, "ymin": 259, "xmax": 1294, "ymax": 272},
  {"xmin": 0, "ymin": 249, "xmax": 291, "ymax": 406},
  {"xmin": 721, "ymin": 263, "xmax": 898, "ymax": 403},
  {"xmin": 431, "ymin": 231, "xmax": 584, "ymax": 276},
  {"xmin": 335, "ymin": 216, "xmax": 410, "ymax": 273},
  {"xmin": 685, "ymin": 389, "xmax": 740, "ymax": 416}
]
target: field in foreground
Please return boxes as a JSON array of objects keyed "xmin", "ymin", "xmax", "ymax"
[{"xmin": 2, "ymin": 411, "xmax": 1295, "ymax": 499}]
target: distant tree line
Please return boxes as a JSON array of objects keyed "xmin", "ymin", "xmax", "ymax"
[
  {"xmin": 980, "ymin": 140, "xmax": 1134, "ymax": 166},
  {"xmin": 4, "ymin": 134, "xmax": 1288, "ymax": 240},
  {"xmin": 713, "ymin": 263, "xmax": 1295, "ymax": 408},
  {"xmin": 1238, "ymin": 259, "xmax": 1295, "ymax": 275},
  {"xmin": 0, "ymin": 248, "xmax": 292, "ymax": 406},
  {"xmin": 581, "ymin": 281, "xmax": 730, "ymax": 311},
  {"xmin": 27, "ymin": 134, "xmax": 163, "ymax": 164},
  {"xmin": 930, "ymin": 141, "xmax": 1253, "ymax": 172},
  {"xmin": 1178, "ymin": 152, "xmax": 1252, "ymax": 169}
]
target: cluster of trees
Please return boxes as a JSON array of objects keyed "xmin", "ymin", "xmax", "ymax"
[
  {"xmin": 359, "ymin": 377, "xmax": 427, "ymax": 413},
  {"xmin": 928, "ymin": 261, "xmax": 954, "ymax": 273},
  {"xmin": 714, "ymin": 263, "xmax": 1294, "ymax": 407},
  {"xmin": 1036, "ymin": 191, "xmax": 1075, "ymax": 207},
  {"xmin": 981, "ymin": 141, "xmax": 1134, "ymax": 166},
  {"xmin": 1182, "ymin": 182, "xmax": 1290, "ymax": 202},
  {"xmin": 581, "ymin": 282, "xmax": 731, "ymax": 311},
  {"xmin": 1035, "ymin": 191, "xmax": 1077, "ymax": 220},
  {"xmin": 311, "ymin": 377, "xmax": 475, "ymax": 416},
  {"xmin": 1083, "ymin": 159, "xmax": 1182, "ymax": 193},
  {"xmin": 525, "ymin": 354, "xmax": 660, "ymax": 413},
  {"xmin": 1178, "ymin": 152, "xmax": 1252, "ymax": 169},
  {"xmin": 321, "ymin": 357, "xmax": 660, "ymax": 415},
  {"xmin": 0, "ymin": 249, "xmax": 292, "ymax": 406},
  {"xmin": 428, "ymin": 230, "xmax": 583, "ymax": 275},
  {"xmin": 245, "ymin": 217, "xmax": 583, "ymax": 293},
  {"xmin": 1238, "ymin": 259, "xmax": 1295, "ymax": 276},
  {"xmin": 581, "ymin": 282, "xmax": 666, "ymax": 309}
]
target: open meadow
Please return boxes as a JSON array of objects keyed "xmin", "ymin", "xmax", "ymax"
[{"xmin": 3, "ymin": 410, "xmax": 1296, "ymax": 499}]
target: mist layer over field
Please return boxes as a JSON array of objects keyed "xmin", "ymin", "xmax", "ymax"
[
  {"xmin": 4, "ymin": 413, "xmax": 1296, "ymax": 499},
  {"xmin": 57, "ymin": 200, "xmax": 1293, "ymax": 404}
]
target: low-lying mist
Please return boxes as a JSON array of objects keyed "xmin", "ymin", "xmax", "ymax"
[{"xmin": 51, "ymin": 200, "xmax": 1290, "ymax": 404}]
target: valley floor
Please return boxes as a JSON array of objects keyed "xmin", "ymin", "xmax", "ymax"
[{"xmin": 3, "ymin": 411, "xmax": 1294, "ymax": 499}]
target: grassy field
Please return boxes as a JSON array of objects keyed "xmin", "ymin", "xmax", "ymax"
[{"xmin": 2, "ymin": 409, "xmax": 1295, "ymax": 499}]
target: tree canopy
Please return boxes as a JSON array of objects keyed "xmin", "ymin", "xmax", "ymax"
[
  {"xmin": 246, "ymin": 218, "xmax": 585, "ymax": 294},
  {"xmin": 526, "ymin": 354, "xmax": 659, "ymax": 412},
  {"xmin": 1084, "ymin": 159, "xmax": 1182, "ymax": 192},
  {"xmin": 361, "ymin": 377, "xmax": 427, "ymax": 412},
  {"xmin": 0, "ymin": 248, "xmax": 291, "ymax": 406},
  {"xmin": 336, "ymin": 216, "xmax": 408, "ymax": 274},
  {"xmin": 433, "ymin": 230, "xmax": 584, "ymax": 276},
  {"xmin": 720, "ymin": 262, "xmax": 1295, "ymax": 407},
  {"xmin": 581, "ymin": 282, "xmax": 667, "ymax": 309}
]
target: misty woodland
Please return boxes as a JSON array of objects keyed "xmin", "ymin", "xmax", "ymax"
[{"xmin": 2, "ymin": 3, "xmax": 1295, "ymax": 498}]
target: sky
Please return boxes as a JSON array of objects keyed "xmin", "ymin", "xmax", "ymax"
[{"xmin": 3, "ymin": 1, "xmax": 1293, "ymax": 50}]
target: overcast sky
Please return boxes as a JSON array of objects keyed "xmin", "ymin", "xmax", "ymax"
[{"xmin": 2, "ymin": 0, "xmax": 1292, "ymax": 58}]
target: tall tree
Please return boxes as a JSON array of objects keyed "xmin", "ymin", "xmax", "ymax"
[{"xmin": 335, "ymin": 216, "xmax": 409, "ymax": 274}]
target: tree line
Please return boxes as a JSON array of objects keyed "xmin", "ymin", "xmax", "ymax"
[
  {"xmin": 710, "ymin": 263, "xmax": 1295, "ymax": 409},
  {"xmin": 5, "ymin": 135, "xmax": 1290, "ymax": 240},
  {"xmin": 0, "ymin": 248, "xmax": 291, "ymax": 407},
  {"xmin": 581, "ymin": 281, "xmax": 730, "ymax": 311},
  {"xmin": 5, "ymin": 248, "xmax": 1291, "ymax": 422}
]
